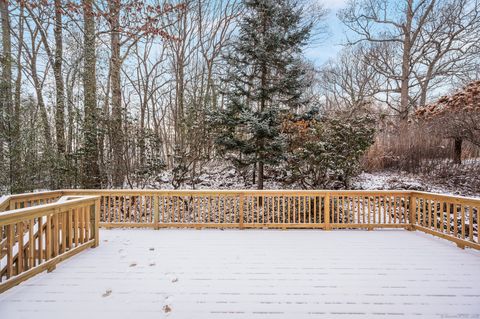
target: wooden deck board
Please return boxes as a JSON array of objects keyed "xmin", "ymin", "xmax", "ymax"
[{"xmin": 1, "ymin": 229, "xmax": 479, "ymax": 318}]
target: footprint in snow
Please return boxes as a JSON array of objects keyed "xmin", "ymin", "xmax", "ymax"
[
  {"xmin": 119, "ymin": 249, "xmax": 127, "ymax": 259},
  {"xmin": 129, "ymin": 262, "xmax": 137, "ymax": 267},
  {"xmin": 102, "ymin": 289, "xmax": 112, "ymax": 297},
  {"xmin": 149, "ymin": 247, "xmax": 155, "ymax": 251},
  {"xmin": 163, "ymin": 305, "xmax": 172, "ymax": 313},
  {"xmin": 165, "ymin": 273, "xmax": 178, "ymax": 282},
  {"xmin": 149, "ymin": 260, "xmax": 156, "ymax": 266}
]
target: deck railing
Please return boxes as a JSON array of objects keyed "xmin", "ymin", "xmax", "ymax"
[
  {"xmin": 0, "ymin": 190, "xmax": 63, "ymax": 212},
  {"xmin": 411, "ymin": 192, "xmax": 479, "ymax": 249},
  {"xmin": 0, "ymin": 189, "xmax": 478, "ymax": 293},
  {"xmin": 0, "ymin": 195, "xmax": 100, "ymax": 293},
  {"xmin": 61, "ymin": 189, "xmax": 478, "ymax": 249}
]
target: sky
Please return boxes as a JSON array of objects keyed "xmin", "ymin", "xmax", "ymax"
[{"xmin": 305, "ymin": 0, "xmax": 348, "ymax": 66}]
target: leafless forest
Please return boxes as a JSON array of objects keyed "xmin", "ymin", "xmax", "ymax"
[{"xmin": 0, "ymin": 0, "xmax": 479, "ymax": 194}]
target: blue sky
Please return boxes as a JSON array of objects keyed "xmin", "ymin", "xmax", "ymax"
[{"xmin": 305, "ymin": 0, "xmax": 348, "ymax": 66}]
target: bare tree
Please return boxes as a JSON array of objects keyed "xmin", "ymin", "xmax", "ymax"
[
  {"xmin": 319, "ymin": 45, "xmax": 381, "ymax": 114},
  {"xmin": 21, "ymin": 15, "xmax": 53, "ymax": 153},
  {"xmin": 96, "ymin": 0, "xmax": 185, "ymax": 187},
  {"xmin": 339, "ymin": 0, "xmax": 480, "ymax": 119},
  {"xmin": 414, "ymin": 0, "xmax": 480, "ymax": 106},
  {"xmin": 24, "ymin": 1, "xmax": 68, "ymax": 187}
]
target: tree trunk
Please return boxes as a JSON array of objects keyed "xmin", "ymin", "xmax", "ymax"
[
  {"xmin": 98, "ymin": 69, "xmax": 110, "ymax": 186},
  {"xmin": 252, "ymin": 162, "xmax": 256, "ymax": 185},
  {"xmin": 1, "ymin": 0, "xmax": 21, "ymax": 193},
  {"xmin": 109, "ymin": 1, "xmax": 124, "ymax": 187},
  {"xmin": 139, "ymin": 90, "xmax": 146, "ymax": 167},
  {"xmin": 30, "ymin": 51, "xmax": 53, "ymax": 151},
  {"xmin": 419, "ymin": 82, "xmax": 428, "ymax": 108},
  {"xmin": 256, "ymin": 8, "xmax": 268, "ymax": 191},
  {"xmin": 399, "ymin": 0, "xmax": 413, "ymax": 121},
  {"xmin": 257, "ymin": 161, "xmax": 264, "ymax": 190},
  {"xmin": 453, "ymin": 137, "xmax": 462, "ymax": 165},
  {"xmin": 12, "ymin": 2, "xmax": 24, "ymax": 192},
  {"xmin": 82, "ymin": 0, "xmax": 101, "ymax": 189},
  {"xmin": 66, "ymin": 68, "xmax": 76, "ymax": 156},
  {"xmin": 54, "ymin": 0, "xmax": 66, "ymax": 178}
]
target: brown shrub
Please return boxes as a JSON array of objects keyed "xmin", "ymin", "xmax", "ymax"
[{"xmin": 362, "ymin": 122, "xmax": 479, "ymax": 173}]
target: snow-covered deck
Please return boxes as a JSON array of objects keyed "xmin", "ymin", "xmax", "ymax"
[{"xmin": 1, "ymin": 229, "xmax": 480, "ymax": 319}]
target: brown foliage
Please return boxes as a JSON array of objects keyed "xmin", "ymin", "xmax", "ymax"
[
  {"xmin": 415, "ymin": 81, "xmax": 480, "ymax": 150},
  {"xmin": 416, "ymin": 80, "xmax": 480, "ymax": 119}
]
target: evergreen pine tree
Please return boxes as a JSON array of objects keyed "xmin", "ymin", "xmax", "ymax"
[{"xmin": 213, "ymin": 0, "xmax": 312, "ymax": 189}]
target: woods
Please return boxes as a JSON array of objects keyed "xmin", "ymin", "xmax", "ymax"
[{"xmin": 0, "ymin": 0, "xmax": 479, "ymax": 194}]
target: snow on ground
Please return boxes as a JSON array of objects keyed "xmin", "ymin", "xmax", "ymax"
[
  {"xmin": 353, "ymin": 171, "xmax": 480, "ymax": 197},
  {"xmin": 1, "ymin": 229, "xmax": 479, "ymax": 319},
  {"xmin": 148, "ymin": 160, "xmax": 479, "ymax": 197},
  {"xmin": 353, "ymin": 171, "xmax": 425, "ymax": 190},
  {"xmin": 150, "ymin": 160, "xmax": 287, "ymax": 190}
]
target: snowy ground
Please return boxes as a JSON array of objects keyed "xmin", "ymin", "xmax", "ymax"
[
  {"xmin": 147, "ymin": 160, "xmax": 479, "ymax": 197},
  {"xmin": 1, "ymin": 229, "xmax": 479, "ymax": 319},
  {"xmin": 352, "ymin": 171, "xmax": 480, "ymax": 197}
]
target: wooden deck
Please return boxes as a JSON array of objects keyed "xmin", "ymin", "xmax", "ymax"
[{"xmin": 1, "ymin": 229, "xmax": 480, "ymax": 319}]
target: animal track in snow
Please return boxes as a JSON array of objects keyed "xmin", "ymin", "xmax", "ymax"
[
  {"xmin": 102, "ymin": 289, "xmax": 112, "ymax": 297},
  {"xmin": 163, "ymin": 305, "xmax": 172, "ymax": 313}
]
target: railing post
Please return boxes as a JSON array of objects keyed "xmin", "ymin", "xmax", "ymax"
[
  {"xmin": 93, "ymin": 198, "xmax": 100, "ymax": 247},
  {"xmin": 324, "ymin": 193, "xmax": 331, "ymax": 230},
  {"xmin": 154, "ymin": 195, "xmax": 160, "ymax": 230},
  {"xmin": 6, "ymin": 224, "xmax": 14, "ymax": 278},
  {"xmin": 239, "ymin": 193, "xmax": 244, "ymax": 229},
  {"xmin": 408, "ymin": 193, "xmax": 416, "ymax": 231}
]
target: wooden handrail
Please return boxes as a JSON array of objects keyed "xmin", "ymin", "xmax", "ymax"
[
  {"xmin": 0, "ymin": 191, "xmax": 64, "ymax": 212},
  {"xmin": 411, "ymin": 191, "xmax": 480, "ymax": 206},
  {"xmin": 62, "ymin": 189, "xmax": 413, "ymax": 195},
  {"xmin": 410, "ymin": 192, "xmax": 479, "ymax": 250},
  {"xmin": 0, "ymin": 195, "xmax": 100, "ymax": 293},
  {"xmin": 0, "ymin": 196, "xmax": 99, "ymax": 226},
  {"xmin": 64, "ymin": 189, "xmax": 411, "ymax": 228},
  {"xmin": 62, "ymin": 189, "xmax": 478, "ymax": 250}
]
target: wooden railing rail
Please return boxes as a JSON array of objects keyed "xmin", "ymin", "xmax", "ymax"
[
  {"xmin": 0, "ymin": 195, "xmax": 100, "ymax": 293},
  {"xmin": 410, "ymin": 191, "xmax": 479, "ymax": 250},
  {"xmin": 0, "ymin": 191, "xmax": 64, "ymax": 212},
  {"xmin": 62, "ymin": 190, "xmax": 413, "ymax": 229},
  {"xmin": 62, "ymin": 189, "xmax": 479, "ymax": 250}
]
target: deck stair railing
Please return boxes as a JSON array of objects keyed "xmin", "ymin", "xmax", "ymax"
[{"xmin": 0, "ymin": 193, "xmax": 100, "ymax": 293}]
